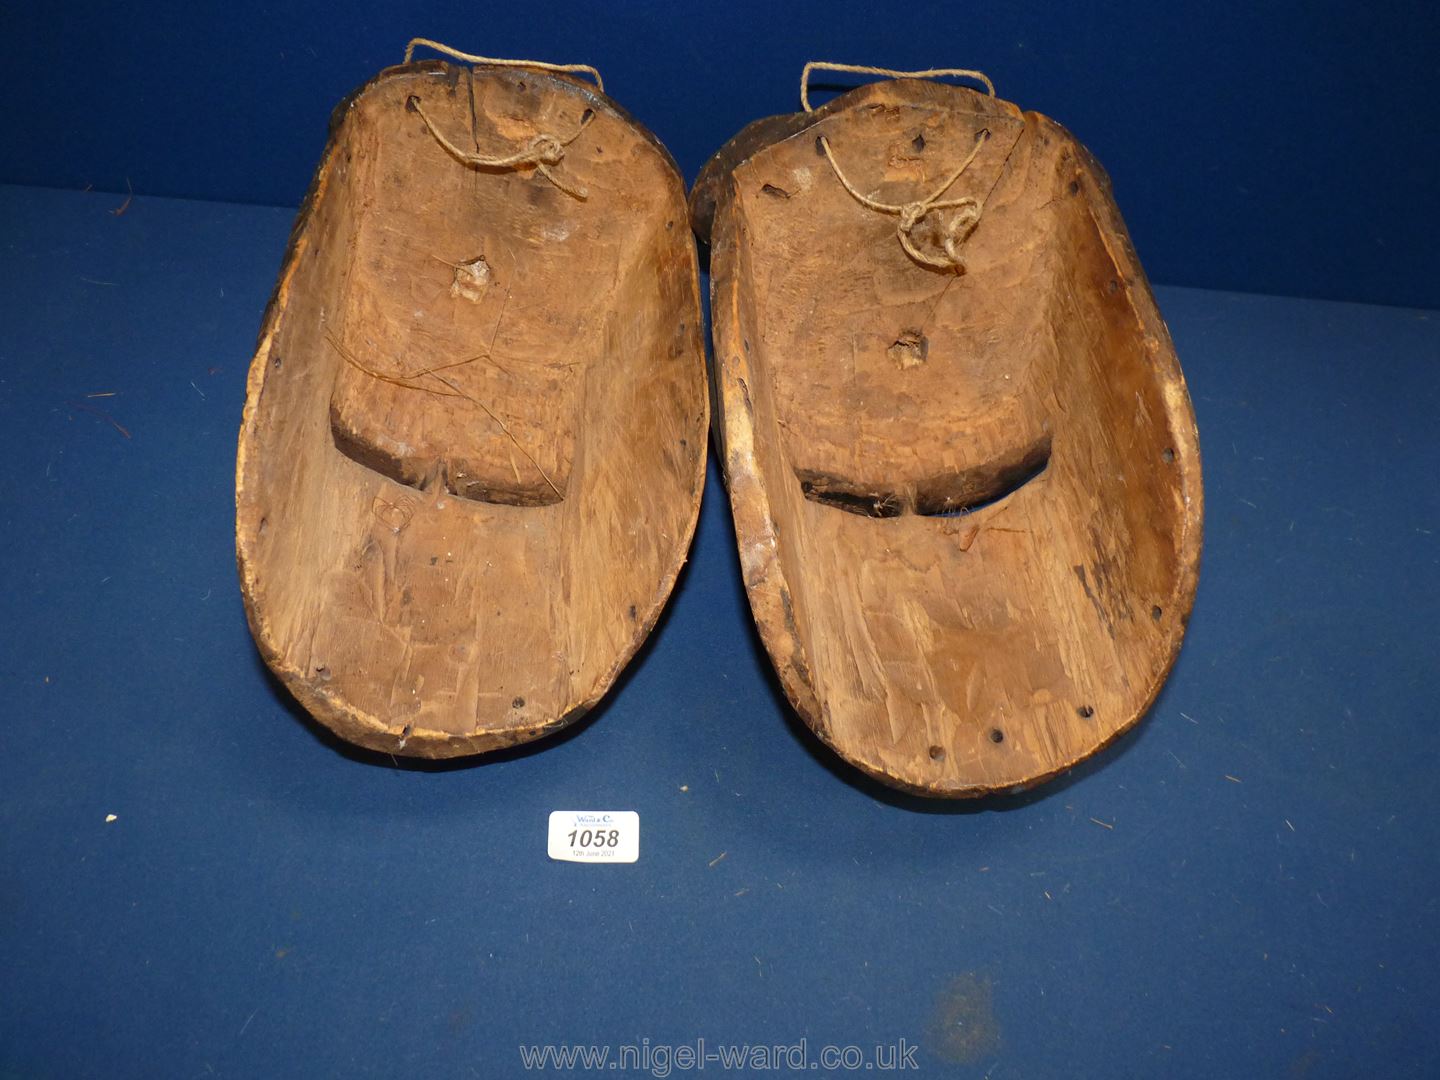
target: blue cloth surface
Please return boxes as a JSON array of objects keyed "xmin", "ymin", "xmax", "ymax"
[{"xmin": 0, "ymin": 183, "xmax": 1437, "ymax": 1078}]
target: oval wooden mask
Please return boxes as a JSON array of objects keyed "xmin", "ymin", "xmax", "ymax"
[
  {"xmin": 692, "ymin": 78, "xmax": 1202, "ymax": 796},
  {"xmin": 237, "ymin": 60, "xmax": 708, "ymax": 757}
]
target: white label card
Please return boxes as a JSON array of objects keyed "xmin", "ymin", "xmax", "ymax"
[{"xmin": 547, "ymin": 811, "xmax": 640, "ymax": 864}]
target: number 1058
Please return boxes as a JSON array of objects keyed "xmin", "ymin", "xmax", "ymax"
[{"xmin": 568, "ymin": 829, "xmax": 621, "ymax": 848}]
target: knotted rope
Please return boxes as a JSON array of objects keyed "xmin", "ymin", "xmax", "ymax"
[
  {"xmin": 403, "ymin": 38, "xmax": 601, "ymax": 200},
  {"xmin": 802, "ymin": 62, "xmax": 998, "ymax": 271}
]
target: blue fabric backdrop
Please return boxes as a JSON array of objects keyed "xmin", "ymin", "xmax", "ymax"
[{"xmin": 0, "ymin": 0, "xmax": 1436, "ymax": 308}]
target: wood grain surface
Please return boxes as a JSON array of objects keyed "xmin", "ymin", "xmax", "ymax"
[
  {"xmin": 237, "ymin": 60, "xmax": 707, "ymax": 756},
  {"xmin": 693, "ymin": 78, "xmax": 1203, "ymax": 796}
]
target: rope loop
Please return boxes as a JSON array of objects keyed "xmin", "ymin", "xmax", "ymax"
[
  {"xmin": 800, "ymin": 61, "xmax": 995, "ymax": 113},
  {"xmin": 401, "ymin": 38, "xmax": 600, "ymax": 200},
  {"xmin": 800, "ymin": 62, "xmax": 998, "ymax": 270},
  {"xmin": 818, "ymin": 127, "xmax": 992, "ymax": 271},
  {"xmin": 404, "ymin": 37, "xmax": 603, "ymax": 94}
]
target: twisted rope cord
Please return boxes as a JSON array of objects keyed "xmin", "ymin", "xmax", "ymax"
[
  {"xmin": 800, "ymin": 61, "xmax": 994, "ymax": 113},
  {"xmin": 403, "ymin": 38, "xmax": 601, "ymax": 199},
  {"xmin": 408, "ymin": 96, "xmax": 593, "ymax": 199},
  {"xmin": 802, "ymin": 62, "xmax": 998, "ymax": 271},
  {"xmin": 405, "ymin": 37, "xmax": 603, "ymax": 93},
  {"xmin": 818, "ymin": 128, "xmax": 991, "ymax": 270}
]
